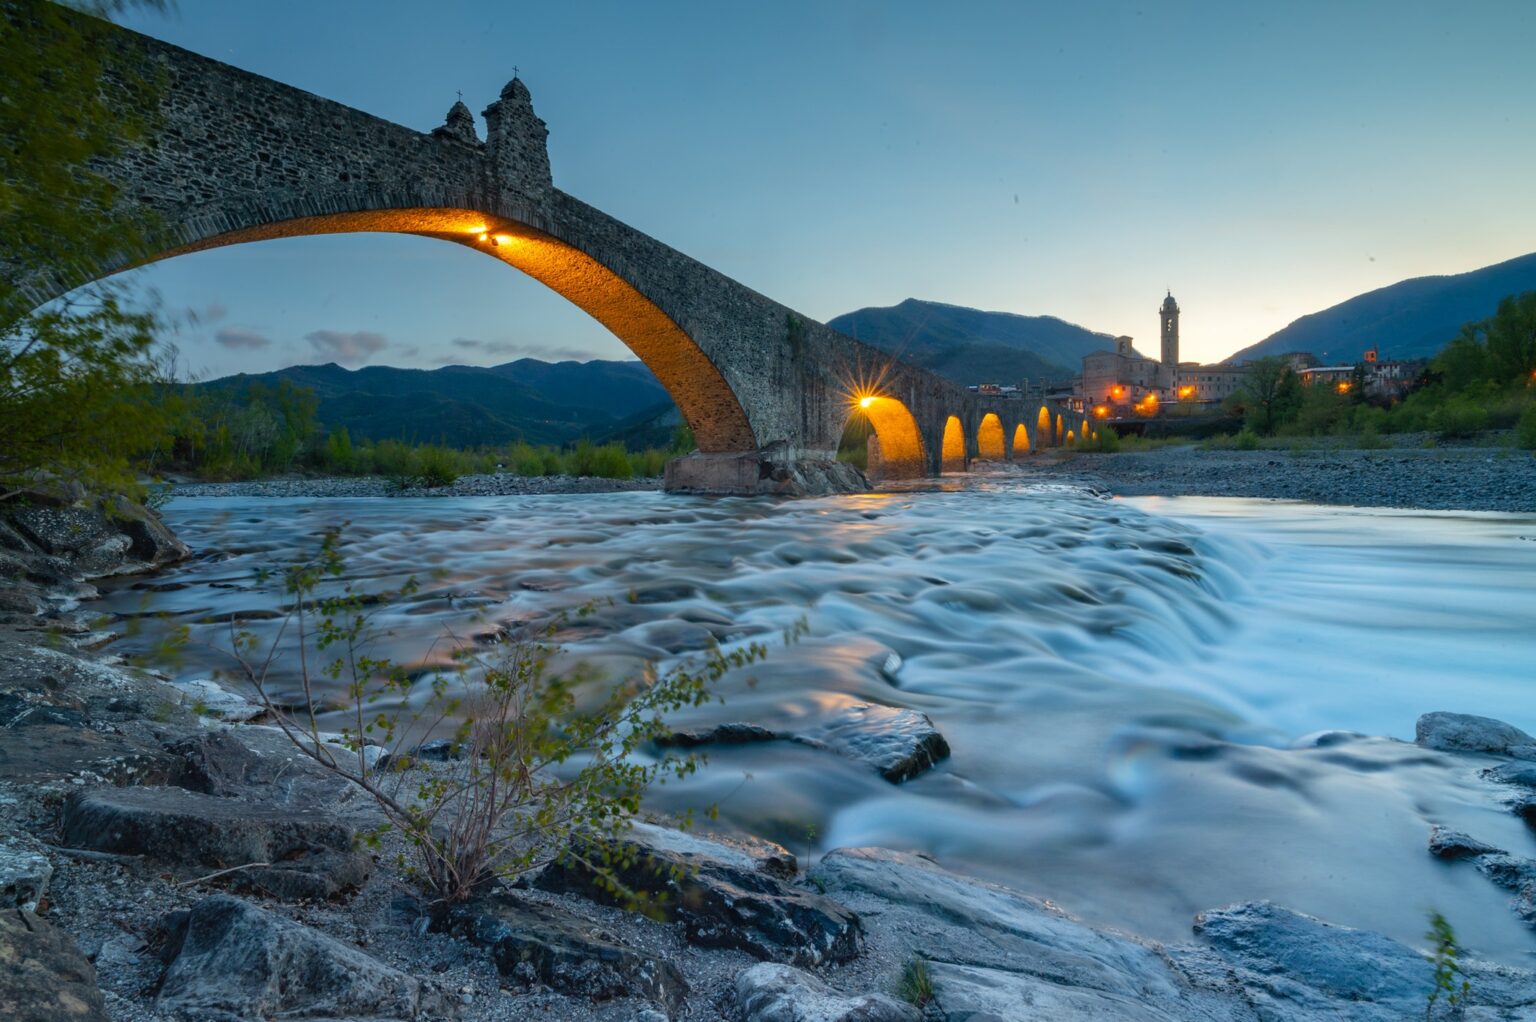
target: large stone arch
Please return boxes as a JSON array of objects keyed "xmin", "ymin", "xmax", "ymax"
[
  {"xmin": 127, "ymin": 203, "xmax": 757, "ymax": 453},
  {"xmin": 976, "ymin": 413, "xmax": 1005, "ymax": 460},
  {"xmin": 850, "ymin": 394, "xmax": 926, "ymax": 481}
]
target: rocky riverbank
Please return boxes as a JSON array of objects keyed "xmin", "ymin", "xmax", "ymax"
[
  {"xmin": 1013, "ymin": 444, "xmax": 1536, "ymax": 512},
  {"xmin": 165, "ymin": 473, "xmax": 662, "ymax": 499},
  {"xmin": 4, "ymin": 492, "xmax": 1536, "ymax": 1021}
]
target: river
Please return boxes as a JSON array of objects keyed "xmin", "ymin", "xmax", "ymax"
[{"xmin": 97, "ymin": 481, "xmax": 1536, "ymax": 965}]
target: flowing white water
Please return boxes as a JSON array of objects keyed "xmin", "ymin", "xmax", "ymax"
[{"xmin": 99, "ymin": 483, "xmax": 1536, "ymax": 964}]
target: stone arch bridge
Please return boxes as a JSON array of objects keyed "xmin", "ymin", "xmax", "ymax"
[{"xmin": 12, "ymin": 12, "xmax": 1076, "ymax": 494}]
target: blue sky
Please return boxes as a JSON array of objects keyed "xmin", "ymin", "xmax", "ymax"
[{"xmin": 120, "ymin": 0, "xmax": 1536, "ymax": 379}]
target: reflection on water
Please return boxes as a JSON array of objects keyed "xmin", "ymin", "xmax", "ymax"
[{"xmin": 100, "ymin": 484, "xmax": 1536, "ymax": 963}]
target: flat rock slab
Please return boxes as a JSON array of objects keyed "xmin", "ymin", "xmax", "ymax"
[
  {"xmin": 157, "ymin": 895, "xmax": 429, "ymax": 1020},
  {"xmin": 439, "ymin": 891, "xmax": 687, "ymax": 1015},
  {"xmin": 62, "ymin": 785, "xmax": 370, "ymax": 900},
  {"xmin": 734, "ymin": 962, "xmax": 919, "ymax": 1022},
  {"xmin": 662, "ymin": 702, "xmax": 951, "ymax": 783},
  {"xmin": 1415, "ymin": 711, "xmax": 1536, "ymax": 760},
  {"xmin": 809, "ymin": 847, "xmax": 1536, "ymax": 1022},
  {"xmin": 538, "ymin": 823, "xmax": 862, "ymax": 967},
  {"xmin": 0, "ymin": 908, "xmax": 108, "ymax": 1022}
]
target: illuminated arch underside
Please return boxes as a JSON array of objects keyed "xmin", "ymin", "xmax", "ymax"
[
  {"xmin": 977, "ymin": 413, "xmax": 1005, "ymax": 460},
  {"xmin": 857, "ymin": 396, "xmax": 925, "ymax": 479},
  {"xmin": 941, "ymin": 415, "xmax": 965, "ymax": 473},
  {"xmin": 153, "ymin": 207, "xmax": 756, "ymax": 453},
  {"xmin": 1012, "ymin": 423, "xmax": 1030, "ymax": 456}
]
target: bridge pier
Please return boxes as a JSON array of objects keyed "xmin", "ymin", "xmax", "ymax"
[{"xmin": 664, "ymin": 449, "xmax": 866, "ymax": 497}]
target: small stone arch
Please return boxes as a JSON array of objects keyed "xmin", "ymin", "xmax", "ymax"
[
  {"xmin": 940, "ymin": 415, "xmax": 966, "ymax": 474},
  {"xmin": 850, "ymin": 394, "xmax": 926, "ymax": 481},
  {"xmin": 1012, "ymin": 423, "xmax": 1030, "ymax": 457},
  {"xmin": 976, "ymin": 413, "xmax": 1005, "ymax": 460}
]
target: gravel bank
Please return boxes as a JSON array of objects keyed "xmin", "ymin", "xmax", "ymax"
[
  {"xmin": 1016, "ymin": 445, "xmax": 1536, "ymax": 512},
  {"xmin": 167, "ymin": 473, "xmax": 662, "ymax": 499}
]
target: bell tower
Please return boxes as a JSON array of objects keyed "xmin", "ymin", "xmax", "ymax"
[{"xmin": 1159, "ymin": 291, "xmax": 1180, "ymax": 368}]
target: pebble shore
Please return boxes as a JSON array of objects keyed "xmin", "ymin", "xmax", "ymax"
[{"xmin": 1018, "ymin": 443, "xmax": 1536, "ymax": 512}]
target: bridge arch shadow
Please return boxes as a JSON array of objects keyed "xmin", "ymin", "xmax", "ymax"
[{"xmin": 103, "ymin": 205, "xmax": 759, "ymax": 455}]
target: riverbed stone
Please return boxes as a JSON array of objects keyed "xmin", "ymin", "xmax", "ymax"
[
  {"xmin": 538, "ymin": 822, "xmax": 862, "ymax": 966},
  {"xmin": 157, "ymin": 895, "xmax": 430, "ymax": 1020},
  {"xmin": 1484, "ymin": 761, "xmax": 1536, "ymax": 788},
  {"xmin": 1427, "ymin": 824, "xmax": 1504, "ymax": 860},
  {"xmin": 437, "ymin": 891, "xmax": 687, "ymax": 1014},
  {"xmin": 0, "ymin": 907, "xmax": 108, "ymax": 1022},
  {"xmin": 661, "ymin": 702, "xmax": 950, "ymax": 783},
  {"xmin": 61, "ymin": 785, "xmax": 371, "ymax": 900},
  {"xmin": 0, "ymin": 829, "xmax": 53, "ymax": 912},
  {"xmin": 1415, "ymin": 711, "xmax": 1536, "ymax": 759},
  {"xmin": 734, "ymin": 962, "xmax": 920, "ymax": 1022}
]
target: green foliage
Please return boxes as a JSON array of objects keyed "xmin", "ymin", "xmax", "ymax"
[
  {"xmin": 1, "ymin": 0, "xmax": 176, "ymax": 498},
  {"xmin": 1516, "ymin": 404, "xmax": 1536, "ymax": 451},
  {"xmin": 1234, "ymin": 428, "xmax": 1261, "ymax": 450},
  {"xmin": 1430, "ymin": 397, "xmax": 1488, "ymax": 439},
  {"xmin": 898, "ymin": 957, "xmax": 935, "ymax": 1008},
  {"xmin": 214, "ymin": 527, "xmax": 765, "ymax": 905},
  {"xmin": 1424, "ymin": 911, "xmax": 1470, "ymax": 1019},
  {"xmin": 567, "ymin": 439, "xmax": 633, "ymax": 479},
  {"xmin": 1083, "ymin": 427, "xmax": 1122, "ymax": 452},
  {"xmin": 1235, "ymin": 356, "xmax": 1304, "ymax": 436},
  {"xmin": 413, "ymin": 445, "xmax": 460, "ymax": 488}
]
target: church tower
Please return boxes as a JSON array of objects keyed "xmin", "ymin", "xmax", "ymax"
[{"xmin": 1159, "ymin": 291, "xmax": 1180, "ymax": 368}]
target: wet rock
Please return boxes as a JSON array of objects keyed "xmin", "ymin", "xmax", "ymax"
[
  {"xmin": 1484, "ymin": 761, "xmax": 1536, "ymax": 788},
  {"xmin": 438, "ymin": 891, "xmax": 687, "ymax": 1014},
  {"xmin": 0, "ymin": 830, "xmax": 53, "ymax": 912},
  {"xmin": 1414, "ymin": 711, "xmax": 1536, "ymax": 759},
  {"xmin": 1427, "ymin": 824, "xmax": 1504, "ymax": 860},
  {"xmin": 166, "ymin": 728, "xmax": 357, "ymax": 808},
  {"xmin": 538, "ymin": 822, "xmax": 861, "ymax": 966},
  {"xmin": 166, "ymin": 678, "xmax": 264, "ymax": 722},
  {"xmin": 61, "ymin": 786, "xmax": 371, "ymax": 900},
  {"xmin": 1474, "ymin": 854, "xmax": 1536, "ymax": 928},
  {"xmin": 734, "ymin": 962, "xmax": 920, "ymax": 1022},
  {"xmin": 798, "ymin": 703, "xmax": 951, "ymax": 782},
  {"xmin": 0, "ymin": 907, "xmax": 108, "ymax": 1022},
  {"xmin": 661, "ymin": 703, "xmax": 951, "ymax": 783},
  {"xmin": 157, "ymin": 895, "xmax": 430, "ymax": 1020}
]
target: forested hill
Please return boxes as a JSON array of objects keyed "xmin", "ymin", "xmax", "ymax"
[
  {"xmin": 1227, "ymin": 251, "xmax": 1536, "ymax": 364},
  {"xmin": 190, "ymin": 358, "xmax": 671, "ymax": 448},
  {"xmin": 827, "ymin": 298, "xmax": 1115, "ymax": 384}
]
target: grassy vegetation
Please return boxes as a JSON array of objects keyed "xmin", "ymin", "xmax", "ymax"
[{"xmin": 157, "ymin": 380, "xmax": 696, "ymax": 487}]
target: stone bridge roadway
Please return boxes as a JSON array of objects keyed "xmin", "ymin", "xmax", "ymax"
[{"xmin": 15, "ymin": 11, "xmax": 1082, "ymax": 494}]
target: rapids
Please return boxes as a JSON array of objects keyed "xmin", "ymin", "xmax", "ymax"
[{"xmin": 98, "ymin": 483, "xmax": 1536, "ymax": 964}]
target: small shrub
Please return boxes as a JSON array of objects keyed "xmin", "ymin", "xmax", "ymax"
[
  {"xmin": 1425, "ymin": 911, "xmax": 1470, "ymax": 1019},
  {"xmin": 1234, "ymin": 429, "xmax": 1260, "ymax": 451},
  {"xmin": 212, "ymin": 528, "xmax": 763, "ymax": 906},
  {"xmin": 899, "ymin": 957, "xmax": 934, "ymax": 1007},
  {"xmin": 1431, "ymin": 398, "xmax": 1488, "ymax": 440},
  {"xmin": 414, "ymin": 445, "xmax": 459, "ymax": 488},
  {"xmin": 1356, "ymin": 423, "xmax": 1386, "ymax": 450},
  {"xmin": 1084, "ymin": 427, "xmax": 1121, "ymax": 453}
]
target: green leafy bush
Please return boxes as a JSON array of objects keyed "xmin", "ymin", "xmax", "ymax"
[
  {"xmin": 414, "ymin": 445, "xmax": 460, "ymax": 488},
  {"xmin": 1430, "ymin": 398, "xmax": 1488, "ymax": 439},
  {"xmin": 1234, "ymin": 428, "xmax": 1261, "ymax": 450},
  {"xmin": 1516, "ymin": 403, "xmax": 1536, "ymax": 451}
]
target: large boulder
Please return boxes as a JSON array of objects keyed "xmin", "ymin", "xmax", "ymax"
[
  {"xmin": 734, "ymin": 962, "xmax": 920, "ymax": 1022},
  {"xmin": 5, "ymin": 493, "xmax": 187, "ymax": 578},
  {"xmin": 0, "ymin": 908, "xmax": 108, "ymax": 1022},
  {"xmin": 61, "ymin": 785, "xmax": 371, "ymax": 900},
  {"xmin": 1415, "ymin": 712, "xmax": 1536, "ymax": 759},
  {"xmin": 166, "ymin": 728, "xmax": 359, "ymax": 808},
  {"xmin": 156, "ymin": 895, "xmax": 432, "ymax": 1020},
  {"xmin": 538, "ymin": 822, "xmax": 863, "ymax": 966},
  {"xmin": 437, "ymin": 891, "xmax": 687, "ymax": 1015}
]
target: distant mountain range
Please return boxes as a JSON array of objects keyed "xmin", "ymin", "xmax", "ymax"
[
  {"xmin": 1226, "ymin": 251, "xmax": 1536, "ymax": 364},
  {"xmin": 826, "ymin": 299, "xmax": 1114, "ymax": 382},
  {"xmin": 192, "ymin": 359, "xmax": 671, "ymax": 449}
]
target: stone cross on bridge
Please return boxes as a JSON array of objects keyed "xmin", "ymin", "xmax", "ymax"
[{"xmin": 12, "ymin": 10, "xmax": 1060, "ymax": 494}]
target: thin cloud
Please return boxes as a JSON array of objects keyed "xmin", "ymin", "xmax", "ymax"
[
  {"xmin": 449, "ymin": 337, "xmax": 605, "ymax": 362},
  {"xmin": 214, "ymin": 327, "xmax": 272, "ymax": 350},
  {"xmin": 305, "ymin": 329, "xmax": 389, "ymax": 364}
]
